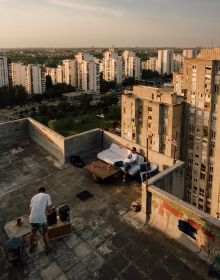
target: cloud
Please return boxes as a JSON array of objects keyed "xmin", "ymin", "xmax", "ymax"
[{"xmin": 47, "ymin": 0, "xmax": 122, "ymax": 17}]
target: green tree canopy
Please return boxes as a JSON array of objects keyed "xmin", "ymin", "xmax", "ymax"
[
  {"xmin": 79, "ymin": 93, "xmax": 93, "ymax": 112},
  {"xmin": 100, "ymin": 93, "xmax": 118, "ymax": 109},
  {"xmin": 142, "ymin": 69, "xmax": 160, "ymax": 80}
]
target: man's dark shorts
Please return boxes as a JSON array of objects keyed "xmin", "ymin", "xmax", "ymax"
[{"xmin": 31, "ymin": 223, "xmax": 48, "ymax": 234}]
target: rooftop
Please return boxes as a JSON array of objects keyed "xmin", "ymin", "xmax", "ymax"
[
  {"xmin": 124, "ymin": 85, "xmax": 184, "ymax": 105},
  {"xmin": 0, "ymin": 139, "xmax": 212, "ymax": 279}
]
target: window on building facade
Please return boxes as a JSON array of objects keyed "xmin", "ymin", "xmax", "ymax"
[
  {"xmin": 206, "ymin": 207, "xmax": 211, "ymax": 214},
  {"xmin": 201, "ymin": 163, "xmax": 206, "ymax": 172},
  {"xmin": 208, "ymin": 174, "xmax": 213, "ymax": 182},
  {"xmin": 214, "ymin": 104, "xmax": 217, "ymax": 112},
  {"xmin": 199, "ymin": 188, "xmax": 205, "ymax": 195},
  {"xmin": 199, "ymin": 197, "xmax": 204, "ymax": 203},
  {"xmin": 210, "ymin": 141, "xmax": 215, "ymax": 157},
  {"xmin": 215, "ymin": 85, "xmax": 219, "ymax": 93},
  {"xmin": 192, "ymin": 82, "xmax": 197, "ymax": 90},
  {"xmin": 198, "ymin": 204, "xmax": 203, "ymax": 210},
  {"xmin": 203, "ymin": 126, "xmax": 208, "ymax": 137},
  {"xmin": 215, "ymin": 65, "xmax": 220, "ymax": 73},
  {"xmin": 211, "ymin": 130, "xmax": 216, "ymax": 139},
  {"xmin": 205, "ymin": 65, "xmax": 212, "ymax": 71}
]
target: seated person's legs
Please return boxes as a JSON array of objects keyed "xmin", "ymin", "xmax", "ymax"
[
  {"xmin": 124, "ymin": 163, "xmax": 131, "ymax": 172},
  {"xmin": 123, "ymin": 163, "xmax": 132, "ymax": 182}
]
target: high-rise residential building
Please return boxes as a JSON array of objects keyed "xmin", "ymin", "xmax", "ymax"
[
  {"xmin": 46, "ymin": 60, "xmax": 74, "ymax": 86},
  {"xmin": 25, "ymin": 65, "xmax": 32, "ymax": 94},
  {"xmin": 122, "ymin": 50, "xmax": 141, "ymax": 80},
  {"xmin": 0, "ymin": 56, "xmax": 12, "ymax": 88},
  {"xmin": 11, "ymin": 63, "xmax": 26, "ymax": 87},
  {"xmin": 56, "ymin": 65, "xmax": 64, "ymax": 84},
  {"xmin": 102, "ymin": 49, "xmax": 123, "ymax": 84},
  {"xmin": 157, "ymin": 49, "xmax": 174, "ymax": 75},
  {"xmin": 142, "ymin": 58, "xmax": 158, "ymax": 72},
  {"xmin": 44, "ymin": 54, "xmax": 100, "ymax": 93},
  {"xmin": 176, "ymin": 48, "xmax": 220, "ymax": 218},
  {"xmin": 173, "ymin": 54, "xmax": 184, "ymax": 72},
  {"xmin": 32, "ymin": 65, "xmax": 46, "ymax": 94},
  {"xmin": 121, "ymin": 85, "xmax": 183, "ymax": 158},
  {"xmin": 26, "ymin": 65, "xmax": 46, "ymax": 94},
  {"xmin": 45, "ymin": 67, "xmax": 57, "ymax": 85},
  {"xmin": 173, "ymin": 72, "xmax": 186, "ymax": 97},
  {"xmin": 80, "ymin": 60, "xmax": 100, "ymax": 93},
  {"xmin": 73, "ymin": 52, "xmax": 100, "ymax": 93},
  {"xmin": 69, "ymin": 60, "xmax": 77, "ymax": 87},
  {"xmin": 183, "ymin": 49, "xmax": 197, "ymax": 59},
  {"xmin": 62, "ymin": 60, "xmax": 72, "ymax": 85}
]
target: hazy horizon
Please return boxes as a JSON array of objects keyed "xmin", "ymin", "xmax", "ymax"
[{"xmin": 1, "ymin": 0, "xmax": 220, "ymax": 48}]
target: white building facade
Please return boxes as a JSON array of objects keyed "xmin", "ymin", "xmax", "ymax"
[
  {"xmin": 173, "ymin": 54, "xmax": 184, "ymax": 72},
  {"xmin": 183, "ymin": 49, "xmax": 197, "ymax": 59},
  {"xmin": 26, "ymin": 65, "xmax": 46, "ymax": 94},
  {"xmin": 122, "ymin": 50, "xmax": 141, "ymax": 80},
  {"xmin": 0, "ymin": 56, "xmax": 12, "ymax": 88},
  {"xmin": 142, "ymin": 57, "xmax": 158, "ymax": 72},
  {"xmin": 157, "ymin": 49, "xmax": 174, "ymax": 75},
  {"xmin": 11, "ymin": 63, "xmax": 26, "ymax": 87},
  {"xmin": 102, "ymin": 50, "xmax": 124, "ymax": 84}
]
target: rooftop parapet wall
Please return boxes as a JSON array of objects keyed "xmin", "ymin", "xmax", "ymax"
[
  {"xmin": 147, "ymin": 185, "xmax": 220, "ymax": 263},
  {"xmin": 197, "ymin": 48, "xmax": 220, "ymax": 60},
  {"xmin": 148, "ymin": 161, "xmax": 185, "ymax": 200},
  {"xmin": 64, "ymin": 129, "xmax": 101, "ymax": 161},
  {"xmin": 0, "ymin": 118, "xmax": 28, "ymax": 146},
  {"xmin": 28, "ymin": 118, "xmax": 65, "ymax": 164}
]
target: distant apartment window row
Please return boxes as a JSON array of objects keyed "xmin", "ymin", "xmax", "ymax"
[
  {"xmin": 215, "ymin": 65, "xmax": 220, "ymax": 73},
  {"xmin": 205, "ymin": 65, "xmax": 212, "ymax": 71}
]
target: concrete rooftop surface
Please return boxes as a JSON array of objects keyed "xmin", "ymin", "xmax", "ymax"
[{"xmin": 0, "ymin": 141, "xmax": 213, "ymax": 280}]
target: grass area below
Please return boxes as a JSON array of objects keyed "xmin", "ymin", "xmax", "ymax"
[{"xmin": 33, "ymin": 110, "xmax": 119, "ymax": 137}]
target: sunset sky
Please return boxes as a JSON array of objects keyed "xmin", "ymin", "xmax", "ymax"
[{"xmin": 1, "ymin": 0, "xmax": 220, "ymax": 48}]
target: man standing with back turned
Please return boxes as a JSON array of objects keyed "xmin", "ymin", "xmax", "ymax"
[{"xmin": 29, "ymin": 187, "xmax": 52, "ymax": 254}]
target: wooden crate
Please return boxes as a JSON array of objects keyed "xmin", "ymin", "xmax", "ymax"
[{"xmin": 48, "ymin": 216, "xmax": 72, "ymax": 240}]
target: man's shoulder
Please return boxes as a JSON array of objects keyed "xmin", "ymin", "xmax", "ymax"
[{"xmin": 32, "ymin": 193, "xmax": 50, "ymax": 200}]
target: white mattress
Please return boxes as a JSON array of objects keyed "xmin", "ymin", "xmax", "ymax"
[{"xmin": 97, "ymin": 143, "xmax": 144, "ymax": 176}]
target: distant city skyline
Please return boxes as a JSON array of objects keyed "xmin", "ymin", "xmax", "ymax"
[{"xmin": 1, "ymin": 0, "xmax": 220, "ymax": 48}]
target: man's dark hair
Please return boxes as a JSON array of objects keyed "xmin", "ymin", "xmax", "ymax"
[
  {"xmin": 131, "ymin": 147, "xmax": 136, "ymax": 153},
  {"xmin": 38, "ymin": 187, "xmax": 46, "ymax": 193}
]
